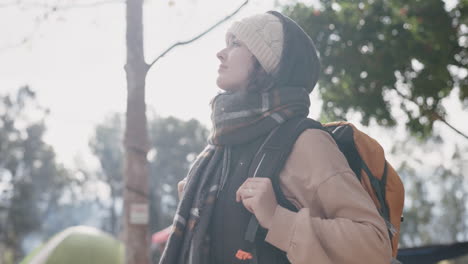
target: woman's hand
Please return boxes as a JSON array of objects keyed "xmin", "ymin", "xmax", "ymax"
[
  {"xmin": 236, "ymin": 177, "xmax": 278, "ymax": 230},
  {"xmin": 177, "ymin": 178, "xmax": 187, "ymax": 200}
]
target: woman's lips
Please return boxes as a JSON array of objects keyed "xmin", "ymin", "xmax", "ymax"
[{"xmin": 218, "ymin": 65, "xmax": 227, "ymax": 73}]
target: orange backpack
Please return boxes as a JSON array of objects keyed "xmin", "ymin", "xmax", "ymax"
[{"xmin": 323, "ymin": 121, "xmax": 405, "ymax": 257}]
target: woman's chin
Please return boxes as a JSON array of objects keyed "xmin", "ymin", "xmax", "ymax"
[
  {"xmin": 216, "ymin": 78, "xmax": 245, "ymax": 92},
  {"xmin": 216, "ymin": 78, "xmax": 229, "ymax": 91}
]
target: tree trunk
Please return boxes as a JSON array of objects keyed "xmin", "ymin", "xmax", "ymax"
[{"xmin": 123, "ymin": 0, "xmax": 150, "ymax": 263}]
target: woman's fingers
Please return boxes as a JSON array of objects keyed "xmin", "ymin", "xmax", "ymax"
[
  {"xmin": 236, "ymin": 177, "xmax": 273, "ymax": 201},
  {"xmin": 237, "ymin": 178, "xmax": 271, "ymax": 201},
  {"xmin": 237, "ymin": 177, "xmax": 273, "ymax": 203},
  {"xmin": 236, "ymin": 184, "xmax": 255, "ymax": 202},
  {"xmin": 236, "ymin": 179, "xmax": 252, "ymax": 201},
  {"xmin": 241, "ymin": 197, "xmax": 254, "ymax": 213},
  {"xmin": 236, "ymin": 177, "xmax": 278, "ymax": 229}
]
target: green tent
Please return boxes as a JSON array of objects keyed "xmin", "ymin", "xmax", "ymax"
[{"xmin": 20, "ymin": 226, "xmax": 124, "ymax": 264}]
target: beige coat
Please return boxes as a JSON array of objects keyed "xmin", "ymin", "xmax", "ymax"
[{"xmin": 265, "ymin": 129, "xmax": 392, "ymax": 264}]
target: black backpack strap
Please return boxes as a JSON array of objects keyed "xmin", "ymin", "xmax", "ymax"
[{"xmin": 243, "ymin": 117, "xmax": 323, "ymax": 245}]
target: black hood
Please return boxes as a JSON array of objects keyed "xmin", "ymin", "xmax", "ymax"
[{"xmin": 267, "ymin": 11, "xmax": 321, "ymax": 94}]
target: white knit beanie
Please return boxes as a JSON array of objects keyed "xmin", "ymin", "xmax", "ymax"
[{"xmin": 227, "ymin": 13, "xmax": 284, "ymax": 74}]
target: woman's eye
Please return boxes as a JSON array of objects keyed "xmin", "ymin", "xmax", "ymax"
[{"xmin": 228, "ymin": 40, "xmax": 239, "ymax": 47}]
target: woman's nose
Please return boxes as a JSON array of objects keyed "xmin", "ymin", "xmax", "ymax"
[{"xmin": 216, "ymin": 48, "xmax": 227, "ymax": 61}]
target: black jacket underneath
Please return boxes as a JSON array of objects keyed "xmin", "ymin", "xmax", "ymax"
[{"xmin": 209, "ymin": 136, "xmax": 290, "ymax": 264}]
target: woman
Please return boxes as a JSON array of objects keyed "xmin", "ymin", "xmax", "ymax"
[{"xmin": 160, "ymin": 11, "xmax": 392, "ymax": 264}]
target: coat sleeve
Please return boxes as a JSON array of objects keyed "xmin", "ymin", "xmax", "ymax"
[{"xmin": 264, "ymin": 129, "xmax": 392, "ymax": 264}]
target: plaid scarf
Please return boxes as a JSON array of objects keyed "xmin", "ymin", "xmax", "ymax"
[{"xmin": 159, "ymin": 86, "xmax": 310, "ymax": 264}]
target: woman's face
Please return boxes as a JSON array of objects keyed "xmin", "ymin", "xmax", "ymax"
[{"xmin": 216, "ymin": 33, "xmax": 256, "ymax": 92}]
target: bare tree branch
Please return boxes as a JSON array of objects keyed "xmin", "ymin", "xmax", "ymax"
[
  {"xmin": 394, "ymin": 88, "xmax": 468, "ymax": 139},
  {"xmin": 147, "ymin": 0, "xmax": 249, "ymax": 70},
  {"xmin": 0, "ymin": 6, "xmax": 52, "ymax": 53},
  {"xmin": 437, "ymin": 116, "xmax": 468, "ymax": 139}
]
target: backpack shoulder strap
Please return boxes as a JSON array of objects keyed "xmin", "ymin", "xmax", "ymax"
[
  {"xmin": 243, "ymin": 117, "xmax": 323, "ymax": 243},
  {"xmin": 247, "ymin": 117, "xmax": 323, "ymax": 210}
]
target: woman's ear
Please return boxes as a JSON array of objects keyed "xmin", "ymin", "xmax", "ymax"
[{"xmin": 246, "ymin": 59, "xmax": 273, "ymax": 92}]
